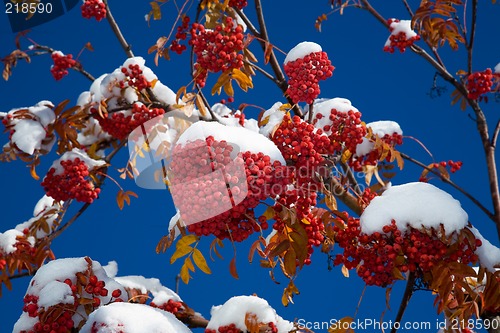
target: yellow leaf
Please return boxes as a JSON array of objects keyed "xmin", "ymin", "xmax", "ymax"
[
  {"xmin": 180, "ymin": 261, "xmax": 190, "ymax": 284},
  {"xmin": 211, "ymin": 71, "xmax": 231, "ymax": 95},
  {"xmin": 177, "ymin": 234, "xmax": 198, "ymax": 248},
  {"xmin": 176, "ymin": 86, "xmax": 187, "ymax": 104},
  {"xmin": 195, "ymin": 94, "xmax": 207, "ymax": 117},
  {"xmin": 223, "ymin": 80, "xmax": 234, "ymax": 97},
  {"xmin": 192, "ymin": 248, "xmax": 211, "ymax": 274},
  {"xmin": 184, "ymin": 256, "xmax": 195, "ymax": 272},
  {"xmin": 325, "ymin": 193, "xmax": 337, "ymax": 211},
  {"xmin": 170, "ymin": 244, "xmax": 194, "ymax": 264},
  {"xmin": 284, "ymin": 249, "xmax": 297, "ymax": 276},
  {"xmin": 231, "ymin": 68, "xmax": 253, "ymax": 92},
  {"xmin": 150, "ymin": 1, "xmax": 161, "ymax": 20}
]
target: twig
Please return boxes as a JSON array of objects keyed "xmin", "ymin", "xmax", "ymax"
[
  {"xmin": 492, "ymin": 120, "xmax": 500, "ymax": 149},
  {"xmin": 31, "ymin": 45, "xmax": 95, "ymax": 82},
  {"xmin": 252, "ymin": 0, "xmax": 303, "ymax": 117},
  {"xmin": 400, "ymin": 152, "xmax": 495, "ymax": 220},
  {"xmin": 233, "ymin": 8, "xmax": 260, "ymax": 37},
  {"xmin": 340, "ymin": 161, "xmax": 362, "ymax": 195},
  {"xmin": 391, "ymin": 272, "xmax": 415, "ymax": 333},
  {"xmin": 401, "ymin": 0, "xmax": 414, "ymax": 17},
  {"xmin": 103, "ymin": 0, "xmax": 134, "ymax": 58},
  {"xmin": 467, "ymin": 0, "xmax": 478, "ymax": 74},
  {"xmin": 243, "ymin": 59, "xmax": 280, "ymax": 85},
  {"xmin": 10, "ymin": 271, "xmax": 35, "ymax": 280}
]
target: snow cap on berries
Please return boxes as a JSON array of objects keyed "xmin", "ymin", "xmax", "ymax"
[
  {"xmin": 48, "ymin": 148, "xmax": 105, "ymax": 176},
  {"xmin": 284, "ymin": 41, "xmax": 322, "ymax": 64},
  {"xmin": 206, "ymin": 295, "xmax": 294, "ymax": 333},
  {"xmin": 80, "ymin": 302, "xmax": 192, "ymax": 333},
  {"xmin": 495, "ymin": 62, "xmax": 500, "ymax": 74},
  {"xmin": 360, "ymin": 182, "xmax": 468, "ymax": 235}
]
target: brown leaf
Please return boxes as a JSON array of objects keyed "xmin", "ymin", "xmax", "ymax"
[
  {"xmin": 150, "ymin": 1, "xmax": 161, "ymax": 20},
  {"xmin": 229, "ymin": 256, "xmax": 239, "ymax": 279}
]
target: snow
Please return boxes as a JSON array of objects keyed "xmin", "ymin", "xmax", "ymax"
[
  {"xmin": 384, "ymin": 20, "xmax": 418, "ymax": 47},
  {"xmin": 367, "ymin": 120, "xmax": 402, "ymax": 137},
  {"xmin": 355, "ymin": 120, "xmax": 403, "ymax": 157},
  {"xmin": 469, "ymin": 226, "xmax": 500, "ymax": 272},
  {"xmin": 49, "ymin": 148, "xmax": 106, "ymax": 175},
  {"xmin": 4, "ymin": 100, "xmax": 56, "ymax": 155},
  {"xmin": 37, "ymin": 281, "xmax": 75, "ymax": 308},
  {"xmin": 176, "ymin": 121, "xmax": 285, "ymax": 164},
  {"xmin": 207, "ymin": 295, "xmax": 294, "ymax": 333},
  {"xmin": 284, "ymin": 42, "xmax": 322, "ymax": 64},
  {"xmin": 80, "ymin": 302, "xmax": 192, "ymax": 333},
  {"xmin": 259, "ymin": 102, "xmax": 286, "ymax": 137},
  {"xmin": 309, "ymin": 98, "xmax": 360, "ymax": 134},
  {"xmin": 114, "ymin": 275, "xmax": 182, "ymax": 304},
  {"xmin": 0, "ymin": 229, "xmax": 27, "ymax": 254},
  {"xmin": 153, "ymin": 81, "xmax": 177, "ymax": 105},
  {"xmin": 495, "ymin": 62, "xmax": 500, "ymax": 74},
  {"xmin": 11, "ymin": 121, "xmax": 47, "ymax": 155},
  {"xmin": 360, "ymin": 182, "xmax": 468, "ymax": 235},
  {"xmin": 103, "ymin": 261, "xmax": 118, "ymax": 278},
  {"xmin": 33, "ymin": 195, "xmax": 58, "ymax": 216},
  {"xmin": 14, "ymin": 195, "xmax": 62, "ymax": 239},
  {"xmin": 168, "ymin": 210, "xmax": 182, "ymax": 239}
]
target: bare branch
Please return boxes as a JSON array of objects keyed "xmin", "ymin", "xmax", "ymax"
[
  {"xmin": 103, "ymin": 0, "xmax": 134, "ymax": 58},
  {"xmin": 401, "ymin": 152, "xmax": 495, "ymax": 221},
  {"xmin": 391, "ymin": 272, "xmax": 415, "ymax": 333},
  {"xmin": 401, "ymin": 0, "xmax": 413, "ymax": 17},
  {"xmin": 492, "ymin": 119, "xmax": 500, "ymax": 149},
  {"xmin": 467, "ymin": 0, "xmax": 478, "ymax": 74},
  {"xmin": 243, "ymin": 59, "xmax": 280, "ymax": 85}
]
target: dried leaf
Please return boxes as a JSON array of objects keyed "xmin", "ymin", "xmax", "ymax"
[
  {"xmin": 192, "ymin": 248, "xmax": 211, "ymax": 274},
  {"xmin": 229, "ymin": 256, "xmax": 239, "ymax": 279}
]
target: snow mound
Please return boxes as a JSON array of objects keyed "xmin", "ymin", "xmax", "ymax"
[
  {"xmin": 80, "ymin": 302, "xmax": 192, "ymax": 333},
  {"xmin": 114, "ymin": 275, "xmax": 182, "ymax": 305},
  {"xmin": 360, "ymin": 182, "xmax": 468, "ymax": 235},
  {"xmin": 469, "ymin": 227, "xmax": 500, "ymax": 272},
  {"xmin": 0, "ymin": 229, "xmax": 34, "ymax": 254},
  {"xmin": 3, "ymin": 100, "xmax": 56, "ymax": 155},
  {"xmin": 48, "ymin": 148, "xmax": 106, "ymax": 176},
  {"xmin": 495, "ymin": 62, "xmax": 500, "ymax": 74},
  {"xmin": 384, "ymin": 20, "xmax": 418, "ymax": 47},
  {"xmin": 207, "ymin": 295, "xmax": 294, "ymax": 333},
  {"xmin": 284, "ymin": 41, "xmax": 322, "ymax": 64},
  {"xmin": 176, "ymin": 121, "xmax": 285, "ymax": 164},
  {"xmin": 367, "ymin": 120, "xmax": 402, "ymax": 137},
  {"xmin": 15, "ymin": 195, "xmax": 63, "ymax": 239}
]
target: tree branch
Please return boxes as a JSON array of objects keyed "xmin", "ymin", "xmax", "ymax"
[
  {"xmin": 330, "ymin": 177, "xmax": 362, "ymax": 216},
  {"xmin": 401, "ymin": 0, "xmax": 413, "ymax": 17},
  {"xmin": 391, "ymin": 272, "xmax": 415, "ymax": 333},
  {"xmin": 401, "ymin": 152, "xmax": 495, "ymax": 221},
  {"xmin": 103, "ymin": 0, "xmax": 134, "ymax": 58},
  {"xmin": 252, "ymin": 0, "xmax": 303, "ymax": 117},
  {"xmin": 467, "ymin": 0, "xmax": 478, "ymax": 74},
  {"xmin": 492, "ymin": 119, "xmax": 500, "ymax": 149}
]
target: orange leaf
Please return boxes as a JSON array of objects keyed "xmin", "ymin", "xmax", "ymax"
[{"xmin": 229, "ymin": 257, "xmax": 239, "ymax": 279}]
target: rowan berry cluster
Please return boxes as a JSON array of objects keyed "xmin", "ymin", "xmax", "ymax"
[
  {"xmin": 229, "ymin": 0, "xmax": 247, "ymax": 9},
  {"xmin": 314, "ymin": 109, "xmax": 366, "ymax": 154},
  {"xmin": 50, "ymin": 52, "xmax": 77, "ymax": 81},
  {"xmin": 333, "ymin": 217, "xmax": 481, "ymax": 287},
  {"xmin": 150, "ymin": 299, "xmax": 183, "ymax": 314},
  {"xmin": 20, "ymin": 274, "xmax": 123, "ymax": 333},
  {"xmin": 206, "ymin": 323, "xmax": 241, "ymax": 333},
  {"xmin": 433, "ymin": 160, "xmax": 463, "ymax": 173},
  {"xmin": 81, "ymin": 0, "xmax": 107, "ymax": 21},
  {"xmin": 284, "ymin": 51, "xmax": 334, "ymax": 104},
  {"xmin": 359, "ymin": 188, "xmax": 377, "ymax": 209},
  {"xmin": 91, "ymin": 103, "xmax": 165, "ymax": 140},
  {"xmin": 120, "ymin": 64, "xmax": 152, "ymax": 92},
  {"xmin": 169, "ymin": 136, "xmax": 284, "ymax": 242},
  {"xmin": 170, "ymin": 16, "xmax": 190, "ymax": 55},
  {"xmin": 41, "ymin": 157, "xmax": 101, "ymax": 203},
  {"xmin": 467, "ymin": 69, "xmax": 494, "ymax": 100},
  {"xmin": 383, "ymin": 19, "xmax": 420, "ymax": 53},
  {"xmin": 189, "ymin": 17, "xmax": 245, "ymax": 87},
  {"xmin": 272, "ymin": 114, "xmax": 333, "ymax": 169}
]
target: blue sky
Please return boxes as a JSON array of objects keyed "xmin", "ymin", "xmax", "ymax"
[{"xmin": 1, "ymin": 1, "xmax": 499, "ymax": 331}]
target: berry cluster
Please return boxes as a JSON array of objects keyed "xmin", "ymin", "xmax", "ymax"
[
  {"xmin": 272, "ymin": 114, "xmax": 333, "ymax": 169},
  {"xmin": 383, "ymin": 19, "xmax": 421, "ymax": 53},
  {"xmin": 284, "ymin": 52, "xmax": 334, "ymax": 104},
  {"xmin": 358, "ymin": 188, "xmax": 377, "ymax": 210},
  {"xmin": 92, "ymin": 103, "xmax": 165, "ymax": 140},
  {"xmin": 228, "ymin": 0, "xmax": 247, "ymax": 9},
  {"xmin": 81, "ymin": 0, "xmax": 106, "ymax": 21},
  {"xmin": 189, "ymin": 17, "xmax": 245, "ymax": 87},
  {"xmin": 206, "ymin": 322, "xmax": 277, "ymax": 333},
  {"xmin": 333, "ymin": 217, "xmax": 481, "ymax": 287},
  {"xmin": 419, "ymin": 160, "xmax": 463, "ymax": 182},
  {"xmin": 170, "ymin": 16, "xmax": 190, "ymax": 55},
  {"xmin": 467, "ymin": 69, "xmax": 494, "ymax": 100},
  {"xmin": 50, "ymin": 52, "xmax": 77, "ymax": 81},
  {"xmin": 170, "ymin": 136, "xmax": 284, "ymax": 242},
  {"xmin": 120, "ymin": 64, "xmax": 152, "ymax": 92},
  {"xmin": 350, "ymin": 132, "xmax": 403, "ymax": 172},
  {"xmin": 150, "ymin": 299, "xmax": 183, "ymax": 314},
  {"xmin": 314, "ymin": 108, "xmax": 366, "ymax": 154},
  {"xmin": 41, "ymin": 157, "xmax": 101, "ymax": 203}
]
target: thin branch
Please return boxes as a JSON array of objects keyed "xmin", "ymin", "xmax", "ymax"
[
  {"xmin": 103, "ymin": 0, "xmax": 134, "ymax": 58},
  {"xmin": 243, "ymin": 60, "xmax": 280, "ymax": 85},
  {"xmin": 233, "ymin": 8, "xmax": 260, "ymax": 37},
  {"xmin": 10, "ymin": 271, "xmax": 36, "ymax": 280},
  {"xmin": 467, "ymin": 0, "xmax": 478, "ymax": 74},
  {"xmin": 329, "ymin": 177, "xmax": 362, "ymax": 216},
  {"xmin": 492, "ymin": 120, "xmax": 500, "ymax": 149},
  {"xmin": 340, "ymin": 161, "xmax": 362, "ymax": 196},
  {"xmin": 391, "ymin": 272, "xmax": 415, "ymax": 333},
  {"xmin": 401, "ymin": 152, "xmax": 495, "ymax": 220},
  {"xmin": 401, "ymin": 0, "xmax": 414, "ymax": 17},
  {"xmin": 252, "ymin": 0, "xmax": 303, "ymax": 117},
  {"xmin": 31, "ymin": 45, "xmax": 95, "ymax": 81}
]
